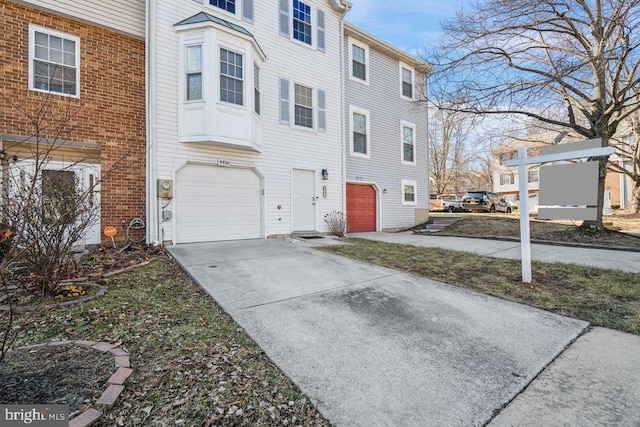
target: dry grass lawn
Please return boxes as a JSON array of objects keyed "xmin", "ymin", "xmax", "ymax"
[{"xmin": 436, "ymin": 212, "xmax": 640, "ymax": 248}]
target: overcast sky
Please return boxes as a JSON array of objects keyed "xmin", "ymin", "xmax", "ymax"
[{"xmin": 345, "ymin": 0, "xmax": 468, "ymax": 57}]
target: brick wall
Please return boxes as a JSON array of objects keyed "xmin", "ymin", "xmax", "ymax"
[
  {"xmin": 0, "ymin": 1, "xmax": 146, "ymax": 244},
  {"xmin": 605, "ymin": 171, "xmax": 621, "ymax": 207}
]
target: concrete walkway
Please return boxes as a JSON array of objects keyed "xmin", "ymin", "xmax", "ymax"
[
  {"xmin": 354, "ymin": 231, "xmax": 640, "ymax": 273},
  {"xmin": 168, "ymin": 238, "xmax": 640, "ymax": 426}
]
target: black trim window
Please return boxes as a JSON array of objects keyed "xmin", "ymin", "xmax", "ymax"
[
  {"xmin": 294, "ymin": 83, "xmax": 313, "ymax": 128},
  {"xmin": 220, "ymin": 48, "xmax": 243, "ymax": 106},
  {"xmin": 210, "ymin": 0, "xmax": 235, "ymax": 13}
]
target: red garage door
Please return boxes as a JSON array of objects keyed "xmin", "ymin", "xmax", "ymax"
[{"xmin": 346, "ymin": 183, "xmax": 377, "ymax": 232}]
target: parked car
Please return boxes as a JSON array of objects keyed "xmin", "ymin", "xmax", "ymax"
[
  {"xmin": 432, "ymin": 194, "xmax": 463, "ymax": 212},
  {"xmin": 461, "ymin": 191, "xmax": 512, "ymax": 213}
]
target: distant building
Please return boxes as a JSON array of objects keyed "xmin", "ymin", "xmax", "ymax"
[{"xmin": 492, "ymin": 130, "xmax": 635, "ymax": 212}]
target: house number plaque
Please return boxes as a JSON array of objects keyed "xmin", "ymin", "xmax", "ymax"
[{"xmin": 217, "ymin": 159, "xmax": 230, "ymax": 167}]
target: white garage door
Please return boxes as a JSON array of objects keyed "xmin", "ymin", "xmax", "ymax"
[{"xmin": 175, "ymin": 164, "xmax": 262, "ymax": 243}]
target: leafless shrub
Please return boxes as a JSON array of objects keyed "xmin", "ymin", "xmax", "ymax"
[{"xmin": 324, "ymin": 211, "xmax": 347, "ymax": 237}]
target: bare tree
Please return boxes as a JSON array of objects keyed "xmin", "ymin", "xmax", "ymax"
[
  {"xmin": 429, "ymin": 0, "xmax": 640, "ymax": 229},
  {"xmin": 608, "ymin": 117, "xmax": 640, "ymax": 212},
  {"xmin": 0, "ymin": 91, "xmax": 125, "ymax": 363},
  {"xmin": 428, "ymin": 106, "xmax": 479, "ymax": 195}
]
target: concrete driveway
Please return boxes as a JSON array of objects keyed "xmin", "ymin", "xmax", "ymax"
[{"xmin": 168, "ymin": 238, "xmax": 592, "ymax": 426}]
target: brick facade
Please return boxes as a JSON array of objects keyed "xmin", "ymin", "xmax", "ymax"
[{"xmin": 0, "ymin": 1, "xmax": 146, "ymax": 244}]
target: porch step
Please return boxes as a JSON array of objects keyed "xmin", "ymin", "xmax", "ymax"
[
  {"xmin": 415, "ymin": 216, "xmax": 462, "ymax": 234},
  {"xmin": 291, "ymin": 231, "xmax": 323, "ymax": 239}
]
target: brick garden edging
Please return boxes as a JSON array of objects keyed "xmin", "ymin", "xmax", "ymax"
[
  {"xmin": 8, "ymin": 339, "xmax": 133, "ymax": 427},
  {"xmin": 3, "ymin": 260, "xmax": 161, "ymax": 426}
]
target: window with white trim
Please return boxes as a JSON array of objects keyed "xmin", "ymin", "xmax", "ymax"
[
  {"xmin": 293, "ymin": 0, "xmax": 312, "ymax": 45},
  {"xmin": 279, "ymin": 1, "xmax": 325, "ymax": 51},
  {"xmin": 220, "ymin": 48, "xmax": 243, "ymax": 106},
  {"xmin": 402, "ymin": 180, "xmax": 417, "ymax": 205},
  {"xmin": 253, "ymin": 63, "xmax": 260, "ymax": 115},
  {"xmin": 349, "ymin": 38, "xmax": 369, "ymax": 83},
  {"xmin": 294, "ymin": 83, "xmax": 313, "ymax": 128},
  {"xmin": 500, "ymin": 173, "xmax": 515, "ymax": 185},
  {"xmin": 528, "ymin": 169, "xmax": 539, "ymax": 182},
  {"xmin": 186, "ymin": 45, "xmax": 202, "ymax": 101},
  {"xmin": 210, "ymin": 0, "xmax": 235, "ymax": 13},
  {"xmin": 401, "ymin": 121, "xmax": 416, "ymax": 164},
  {"xmin": 349, "ymin": 106, "xmax": 370, "ymax": 158},
  {"xmin": 400, "ymin": 63, "xmax": 414, "ymax": 99},
  {"xmin": 29, "ymin": 25, "xmax": 80, "ymax": 97}
]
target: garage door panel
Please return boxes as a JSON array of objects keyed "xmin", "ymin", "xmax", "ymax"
[
  {"xmin": 346, "ymin": 184, "xmax": 377, "ymax": 233},
  {"xmin": 176, "ymin": 165, "xmax": 262, "ymax": 243}
]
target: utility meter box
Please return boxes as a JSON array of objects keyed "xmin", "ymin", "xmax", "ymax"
[{"xmin": 157, "ymin": 179, "xmax": 173, "ymax": 199}]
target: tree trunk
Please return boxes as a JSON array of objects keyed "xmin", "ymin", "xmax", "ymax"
[
  {"xmin": 633, "ymin": 181, "xmax": 640, "ymax": 214},
  {"xmin": 580, "ymin": 147, "xmax": 608, "ymax": 231}
]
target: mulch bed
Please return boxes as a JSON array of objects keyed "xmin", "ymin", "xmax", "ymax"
[
  {"xmin": 0, "ymin": 345, "xmax": 113, "ymax": 416},
  {"xmin": 73, "ymin": 244, "xmax": 167, "ymax": 279}
]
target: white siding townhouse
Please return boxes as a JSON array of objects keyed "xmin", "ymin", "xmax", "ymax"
[
  {"xmin": 145, "ymin": 0, "xmax": 431, "ymax": 244},
  {"xmin": 147, "ymin": 0, "xmax": 351, "ymax": 244}
]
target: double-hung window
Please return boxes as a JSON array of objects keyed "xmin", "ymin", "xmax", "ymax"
[
  {"xmin": 352, "ymin": 46, "xmax": 366, "ymax": 81},
  {"xmin": 253, "ymin": 63, "xmax": 260, "ymax": 115},
  {"xmin": 402, "ymin": 180, "xmax": 417, "ymax": 205},
  {"xmin": 220, "ymin": 48, "xmax": 243, "ymax": 106},
  {"xmin": 500, "ymin": 173, "xmax": 515, "ymax": 185},
  {"xmin": 401, "ymin": 122, "xmax": 416, "ymax": 164},
  {"xmin": 186, "ymin": 45, "xmax": 202, "ymax": 101},
  {"xmin": 30, "ymin": 25, "xmax": 80, "ymax": 97},
  {"xmin": 528, "ymin": 169, "xmax": 539, "ymax": 182},
  {"xmin": 350, "ymin": 106, "xmax": 370, "ymax": 157},
  {"xmin": 400, "ymin": 64, "xmax": 414, "ymax": 99},
  {"xmin": 210, "ymin": 0, "xmax": 235, "ymax": 13},
  {"xmin": 293, "ymin": 0, "xmax": 312, "ymax": 45},
  {"xmin": 294, "ymin": 83, "xmax": 313, "ymax": 128}
]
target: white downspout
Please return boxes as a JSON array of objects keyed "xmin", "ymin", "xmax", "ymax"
[
  {"xmin": 340, "ymin": 19, "xmax": 346, "ymax": 216},
  {"xmin": 145, "ymin": 0, "xmax": 159, "ymax": 244}
]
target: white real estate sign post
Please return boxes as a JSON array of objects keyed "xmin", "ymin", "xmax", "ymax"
[{"xmin": 505, "ymin": 139, "xmax": 614, "ymax": 283}]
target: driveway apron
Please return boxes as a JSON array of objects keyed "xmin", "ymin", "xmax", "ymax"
[{"xmin": 168, "ymin": 239, "xmax": 588, "ymax": 426}]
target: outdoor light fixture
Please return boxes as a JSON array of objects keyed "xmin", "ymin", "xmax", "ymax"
[
  {"xmin": 321, "ymin": 168, "xmax": 329, "ymax": 180},
  {"xmin": 0, "ymin": 150, "xmax": 5, "ymax": 160}
]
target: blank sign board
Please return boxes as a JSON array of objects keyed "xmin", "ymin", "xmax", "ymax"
[
  {"xmin": 538, "ymin": 162, "xmax": 599, "ymax": 220},
  {"xmin": 538, "ymin": 138, "xmax": 602, "ymax": 221}
]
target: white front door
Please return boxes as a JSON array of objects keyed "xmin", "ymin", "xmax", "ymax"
[{"xmin": 292, "ymin": 169, "xmax": 316, "ymax": 231}]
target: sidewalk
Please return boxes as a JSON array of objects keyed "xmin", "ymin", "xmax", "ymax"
[{"xmin": 353, "ymin": 231, "xmax": 640, "ymax": 273}]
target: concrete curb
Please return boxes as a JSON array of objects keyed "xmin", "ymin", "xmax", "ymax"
[{"xmin": 413, "ymin": 232, "xmax": 640, "ymax": 252}]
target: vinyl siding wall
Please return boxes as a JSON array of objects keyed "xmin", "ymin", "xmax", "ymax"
[
  {"xmin": 9, "ymin": 0, "xmax": 145, "ymax": 39},
  {"xmin": 152, "ymin": 0, "xmax": 345, "ymax": 242},
  {"xmin": 344, "ymin": 37, "xmax": 429, "ymax": 230}
]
